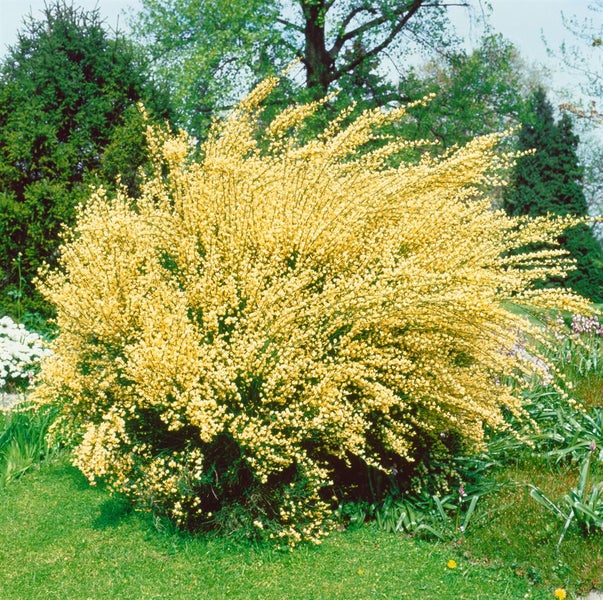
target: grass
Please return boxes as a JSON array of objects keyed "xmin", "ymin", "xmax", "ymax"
[
  {"xmin": 460, "ymin": 458, "xmax": 603, "ymax": 594},
  {"xmin": 451, "ymin": 341, "xmax": 603, "ymax": 596},
  {"xmin": 0, "ymin": 403, "xmax": 57, "ymax": 488},
  {"xmin": 367, "ymin": 446, "xmax": 602, "ymax": 597},
  {"xmin": 0, "ymin": 314, "xmax": 601, "ymax": 599},
  {"xmin": 0, "ymin": 458, "xmax": 552, "ymax": 600}
]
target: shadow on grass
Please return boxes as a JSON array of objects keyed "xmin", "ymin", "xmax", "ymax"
[{"xmin": 93, "ymin": 495, "xmax": 133, "ymax": 529}]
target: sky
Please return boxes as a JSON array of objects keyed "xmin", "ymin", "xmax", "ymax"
[{"xmin": 0, "ymin": 0, "xmax": 600, "ymax": 107}]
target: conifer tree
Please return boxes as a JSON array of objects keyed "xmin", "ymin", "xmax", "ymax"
[
  {"xmin": 0, "ymin": 1, "xmax": 171, "ymax": 319},
  {"xmin": 503, "ymin": 87, "xmax": 603, "ymax": 302}
]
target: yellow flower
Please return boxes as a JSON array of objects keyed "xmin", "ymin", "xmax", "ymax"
[
  {"xmin": 33, "ymin": 73, "xmax": 598, "ymax": 548},
  {"xmin": 553, "ymin": 589, "xmax": 567, "ymax": 600},
  {"xmin": 446, "ymin": 559, "xmax": 457, "ymax": 569}
]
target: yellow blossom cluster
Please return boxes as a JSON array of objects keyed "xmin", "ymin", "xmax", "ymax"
[{"xmin": 32, "ymin": 77, "xmax": 594, "ymax": 544}]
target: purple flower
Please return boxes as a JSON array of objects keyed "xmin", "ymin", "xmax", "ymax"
[{"xmin": 571, "ymin": 314, "xmax": 603, "ymax": 336}]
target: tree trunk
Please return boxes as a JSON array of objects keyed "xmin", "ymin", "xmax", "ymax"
[{"xmin": 301, "ymin": 0, "xmax": 333, "ymax": 98}]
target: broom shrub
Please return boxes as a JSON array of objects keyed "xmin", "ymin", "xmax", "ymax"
[{"xmin": 32, "ymin": 78, "xmax": 595, "ymax": 545}]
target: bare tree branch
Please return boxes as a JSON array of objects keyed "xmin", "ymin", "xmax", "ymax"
[
  {"xmin": 276, "ymin": 16, "xmax": 304, "ymax": 33},
  {"xmin": 334, "ymin": 4, "xmax": 378, "ymax": 45},
  {"xmin": 329, "ymin": 0, "xmax": 470, "ymax": 62},
  {"xmin": 330, "ymin": 0, "xmax": 427, "ymax": 82}
]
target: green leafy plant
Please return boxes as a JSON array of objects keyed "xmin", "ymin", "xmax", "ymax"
[
  {"xmin": 0, "ymin": 403, "xmax": 59, "ymax": 487},
  {"xmin": 548, "ymin": 313, "xmax": 603, "ymax": 380},
  {"xmin": 334, "ymin": 500, "xmax": 377, "ymax": 530},
  {"xmin": 6, "ymin": 252, "xmax": 25, "ymax": 321},
  {"xmin": 543, "ymin": 407, "xmax": 603, "ymax": 464},
  {"xmin": 528, "ymin": 443, "xmax": 603, "ymax": 550},
  {"xmin": 374, "ymin": 478, "xmax": 504, "ymax": 541}
]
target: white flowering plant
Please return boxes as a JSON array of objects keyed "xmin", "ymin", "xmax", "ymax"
[{"xmin": 0, "ymin": 316, "xmax": 51, "ymax": 392}]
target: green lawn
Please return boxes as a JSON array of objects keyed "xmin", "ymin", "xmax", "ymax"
[
  {"xmin": 0, "ymin": 458, "xmax": 554, "ymax": 600},
  {"xmin": 1, "ymin": 312, "xmax": 601, "ymax": 600}
]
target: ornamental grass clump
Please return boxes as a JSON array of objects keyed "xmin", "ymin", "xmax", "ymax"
[{"xmin": 32, "ymin": 77, "xmax": 595, "ymax": 544}]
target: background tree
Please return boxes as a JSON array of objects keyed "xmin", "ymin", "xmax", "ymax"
[
  {"xmin": 557, "ymin": 0, "xmax": 602, "ymax": 105},
  {"xmin": 135, "ymin": 0, "xmax": 283, "ymax": 139},
  {"xmin": 0, "ymin": 1, "xmax": 172, "ymax": 319},
  {"xmin": 396, "ymin": 35, "xmax": 537, "ymax": 149},
  {"xmin": 134, "ymin": 0, "xmax": 470, "ymax": 139},
  {"xmin": 578, "ymin": 140, "xmax": 603, "ymax": 242},
  {"xmin": 554, "ymin": 2, "xmax": 603, "ymax": 245},
  {"xmin": 503, "ymin": 87, "xmax": 603, "ymax": 302}
]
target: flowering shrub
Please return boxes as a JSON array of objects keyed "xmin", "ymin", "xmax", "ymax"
[
  {"xmin": 32, "ymin": 78, "xmax": 595, "ymax": 544},
  {"xmin": 0, "ymin": 316, "xmax": 50, "ymax": 392}
]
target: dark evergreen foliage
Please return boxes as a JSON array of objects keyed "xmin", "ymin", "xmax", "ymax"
[
  {"xmin": 503, "ymin": 87, "xmax": 603, "ymax": 302},
  {"xmin": 0, "ymin": 1, "xmax": 171, "ymax": 318}
]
